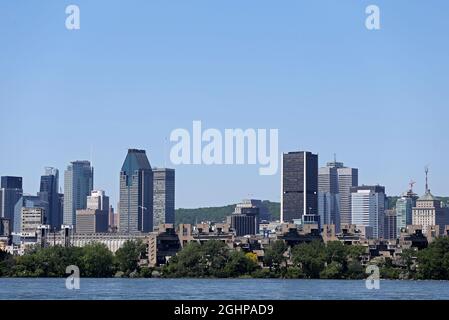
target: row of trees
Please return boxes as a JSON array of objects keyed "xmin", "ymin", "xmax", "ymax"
[
  {"xmin": 0, "ymin": 240, "xmax": 148, "ymax": 278},
  {"xmin": 2, "ymin": 237, "xmax": 449, "ymax": 279},
  {"xmin": 162, "ymin": 237, "xmax": 449, "ymax": 280},
  {"xmin": 161, "ymin": 240, "xmax": 368, "ymax": 279}
]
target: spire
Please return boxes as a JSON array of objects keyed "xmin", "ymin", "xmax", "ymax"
[{"xmin": 425, "ymin": 166, "xmax": 429, "ymax": 193}]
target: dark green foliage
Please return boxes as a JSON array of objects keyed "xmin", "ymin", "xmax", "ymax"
[
  {"xmin": 175, "ymin": 201, "xmax": 280, "ymax": 225},
  {"xmin": 416, "ymin": 237, "xmax": 449, "ymax": 280},
  {"xmin": 114, "ymin": 240, "xmax": 147, "ymax": 276},
  {"xmin": 162, "ymin": 240, "xmax": 259, "ymax": 278}
]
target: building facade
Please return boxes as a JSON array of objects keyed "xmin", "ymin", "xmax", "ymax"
[
  {"xmin": 119, "ymin": 149, "xmax": 153, "ymax": 233},
  {"xmin": 336, "ymin": 166, "xmax": 358, "ymax": 226},
  {"xmin": 281, "ymin": 151, "xmax": 318, "ymax": 223},
  {"xmin": 75, "ymin": 209, "xmax": 108, "ymax": 233},
  {"xmin": 38, "ymin": 167, "xmax": 62, "ymax": 230},
  {"xmin": 0, "ymin": 176, "xmax": 23, "ymax": 229},
  {"xmin": 63, "ymin": 161, "xmax": 93, "ymax": 227},
  {"xmin": 153, "ymin": 168, "xmax": 175, "ymax": 228},
  {"xmin": 351, "ymin": 185, "xmax": 386, "ymax": 239},
  {"xmin": 230, "ymin": 201, "xmax": 260, "ymax": 236}
]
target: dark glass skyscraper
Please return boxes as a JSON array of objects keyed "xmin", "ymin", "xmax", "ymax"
[
  {"xmin": 38, "ymin": 167, "xmax": 62, "ymax": 230},
  {"xmin": 281, "ymin": 151, "xmax": 318, "ymax": 223},
  {"xmin": 0, "ymin": 176, "xmax": 23, "ymax": 228},
  {"xmin": 119, "ymin": 149, "xmax": 153, "ymax": 233}
]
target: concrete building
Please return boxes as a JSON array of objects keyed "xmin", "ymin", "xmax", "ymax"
[
  {"xmin": 351, "ymin": 185, "xmax": 386, "ymax": 239},
  {"xmin": 75, "ymin": 209, "xmax": 108, "ymax": 233},
  {"xmin": 412, "ymin": 169, "xmax": 448, "ymax": 236},
  {"xmin": 229, "ymin": 201, "xmax": 260, "ymax": 236},
  {"xmin": 153, "ymin": 168, "xmax": 175, "ymax": 228},
  {"xmin": 119, "ymin": 149, "xmax": 153, "ymax": 233},
  {"xmin": 0, "ymin": 176, "xmax": 23, "ymax": 229},
  {"xmin": 281, "ymin": 151, "xmax": 318, "ymax": 223},
  {"xmin": 63, "ymin": 161, "xmax": 93, "ymax": 227},
  {"xmin": 148, "ymin": 224, "xmax": 181, "ymax": 267}
]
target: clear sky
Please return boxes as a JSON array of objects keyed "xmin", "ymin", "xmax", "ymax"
[{"xmin": 1, "ymin": 0, "xmax": 448, "ymax": 208}]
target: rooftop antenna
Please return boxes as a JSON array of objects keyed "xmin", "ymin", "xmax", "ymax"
[
  {"xmin": 425, "ymin": 166, "xmax": 429, "ymax": 193},
  {"xmin": 409, "ymin": 180, "xmax": 416, "ymax": 192},
  {"xmin": 333, "ymin": 153, "xmax": 337, "ymax": 163},
  {"xmin": 164, "ymin": 136, "xmax": 168, "ymax": 168}
]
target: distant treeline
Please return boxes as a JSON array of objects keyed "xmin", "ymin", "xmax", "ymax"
[
  {"xmin": 175, "ymin": 197, "xmax": 449, "ymax": 225},
  {"xmin": 175, "ymin": 200, "xmax": 280, "ymax": 225}
]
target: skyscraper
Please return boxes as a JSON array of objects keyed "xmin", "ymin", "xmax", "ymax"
[
  {"xmin": 337, "ymin": 166, "xmax": 358, "ymax": 226},
  {"xmin": 229, "ymin": 201, "xmax": 260, "ymax": 236},
  {"xmin": 153, "ymin": 168, "xmax": 175, "ymax": 228},
  {"xmin": 0, "ymin": 176, "xmax": 23, "ymax": 229},
  {"xmin": 351, "ymin": 185, "xmax": 386, "ymax": 239},
  {"xmin": 119, "ymin": 149, "xmax": 153, "ymax": 233},
  {"xmin": 281, "ymin": 151, "xmax": 318, "ymax": 223},
  {"xmin": 396, "ymin": 182, "xmax": 418, "ymax": 235},
  {"xmin": 318, "ymin": 160, "xmax": 341, "ymax": 231},
  {"xmin": 63, "ymin": 161, "xmax": 93, "ymax": 227},
  {"xmin": 38, "ymin": 167, "xmax": 62, "ymax": 230}
]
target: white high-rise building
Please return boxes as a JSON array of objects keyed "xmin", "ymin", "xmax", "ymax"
[
  {"xmin": 351, "ymin": 185, "xmax": 386, "ymax": 239},
  {"xmin": 87, "ymin": 190, "xmax": 109, "ymax": 211}
]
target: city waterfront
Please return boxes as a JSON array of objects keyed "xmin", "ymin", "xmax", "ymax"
[{"xmin": 1, "ymin": 278, "xmax": 449, "ymax": 300}]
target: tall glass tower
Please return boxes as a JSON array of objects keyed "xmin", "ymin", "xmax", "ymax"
[
  {"xmin": 38, "ymin": 167, "xmax": 62, "ymax": 230},
  {"xmin": 63, "ymin": 161, "xmax": 93, "ymax": 227},
  {"xmin": 119, "ymin": 149, "xmax": 153, "ymax": 233}
]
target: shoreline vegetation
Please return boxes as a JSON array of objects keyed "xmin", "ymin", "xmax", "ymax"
[{"xmin": 2, "ymin": 237, "xmax": 449, "ymax": 280}]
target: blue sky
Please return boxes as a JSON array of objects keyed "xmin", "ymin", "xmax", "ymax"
[{"xmin": 1, "ymin": 0, "xmax": 448, "ymax": 208}]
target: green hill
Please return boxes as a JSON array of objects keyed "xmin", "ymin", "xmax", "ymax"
[{"xmin": 175, "ymin": 200, "xmax": 280, "ymax": 225}]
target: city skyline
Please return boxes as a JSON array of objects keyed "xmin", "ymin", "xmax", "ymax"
[{"xmin": 1, "ymin": 1, "xmax": 449, "ymax": 208}]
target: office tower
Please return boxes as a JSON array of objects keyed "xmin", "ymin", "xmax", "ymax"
[
  {"xmin": 0, "ymin": 176, "xmax": 23, "ymax": 229},
  {"xmin": 119, "ymin": 149, "xmax": 153, "ymax": 233},
  {"xmin": 230, "ymin": 201, "xmax": 260, "ymax": 236},
  {"xmin": 75, "ymin": 209, "xmax": 108, "ymax": 233},
  {"xmin": 336, "ymin": 166, "xmax": 358, "ymax": 226},
  {"xmin": 412, "ymin": 168, "xmax": 448, "ymax": 236},
  {"xmin": 87, "ymin": 190, "xmax": 109, "ymax": 211},
  {"xmin": 384, "ymin": 209, "xmax": 397, "ymax": 240},
  {"xmin": 281, "ymin": 151, "xmax": 318, "ymax": 223},
  {"xmin": 153, "ymin": 168, "xmax": 175, "ymax": 228},
  {"xmin": 108, "ymin": 205, "xmax": 116, "ymax": 231},
  {"xmin": 63, "ymin": 161, "xmax": 93, "ymax": 227},
  {"xmin": 351, "ymin": 185, "xmax": 386, "ymax": 239},
  {"xmin": 318, "ymin": 160, "xmax": 341, "ymax": 231},
  {"xmin": 38, "ymin": 167, "xmax": 62, "ymax": 230},
  {"xmin": 396, "ymin": 181, "xmax": 418, "ymax": 235}
]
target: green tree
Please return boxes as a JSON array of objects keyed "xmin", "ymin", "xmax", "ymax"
[
  {"xmin": 416, "ymin": 237, "xmax": 449, "ymax": 280},
  {"xmin": 115, "ymin": 240, "xmax": 146, "ymax": 276},
  {"xmin": 224, "ymin": 251, "xmax": 258, "ymax": 277},
  {"xmin": 292, "ymin": 241, "xmax": 326, "ymax": 278},
  {"xmin": 81, "ymin": 243, "xmax": 115, "ymax": 277},
  {"xmin": 264, "ymin": 240, "xmax": 287, "ymax": 274}
]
